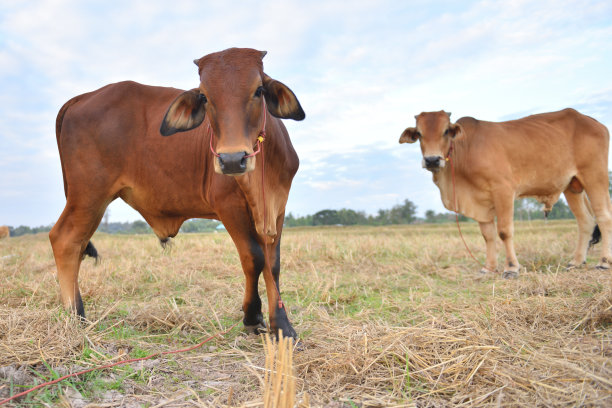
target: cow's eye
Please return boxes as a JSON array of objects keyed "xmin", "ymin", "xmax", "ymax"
[
  {"xmin": 254, "ymin": 86, "xmax": 264, "ymax": 98},
  {"xmin": 198, "ymin": 94, "xmax": 207, "ymax": 104},
  {"xmin": 443, "ymin": 129, "xmax": 450, "ymax": 136}
]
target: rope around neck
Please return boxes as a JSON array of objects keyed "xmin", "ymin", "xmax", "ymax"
[{"xmin": 446, "ymin": 143, "xmax": 485, "ymax": 268}]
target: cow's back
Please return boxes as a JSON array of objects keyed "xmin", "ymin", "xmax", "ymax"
[{"xmin": 456, "ymin": 109, "xmax": 608, "ymax": 196}]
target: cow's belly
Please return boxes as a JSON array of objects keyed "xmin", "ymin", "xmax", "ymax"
[
  {"xmin": 514, "ymin": 169, "xmax": 574, "ymax": 211},
  {"xmin": 118, "ymin": 185, "xmax": 217, "ymax": 237}
]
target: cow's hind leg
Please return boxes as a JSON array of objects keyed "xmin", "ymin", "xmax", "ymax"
[
  {"xmin": 49, "ymin": 201, "xmax": 107, "ymax": 318},
  {"xmin": 564, "ymin": 189, "xmax": 596, "ymax": 268},
  {"xmin": 581, "ymin": 181, "xmax": 612, "ymax": 269}
]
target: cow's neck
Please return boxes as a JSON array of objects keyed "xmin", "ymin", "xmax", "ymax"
[
  {"xmin": 432, "ymin": 165, "xmax": 457, "ymax": 213},
  {"xmin": 234, "ymin": 121, "xmax": 297, "ymax": 243},
  {"xmin": 431, "ymin": 141, "xmax": 490, "ymax": 222},
  {"xmin": 432, "ymin": 141, "xmax": 465, "ymax": 214}
]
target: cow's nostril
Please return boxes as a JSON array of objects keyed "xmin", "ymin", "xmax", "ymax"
[
  {"xmin": 424, "ymin": 156, "xmax": 441, "ymax": 167},
  {"xmin": 218, "ymin": 152, "xmax": 249, "ymax": 174}
]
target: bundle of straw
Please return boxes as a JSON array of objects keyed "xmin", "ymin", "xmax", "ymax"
[{"xmin": 263, "ymin": 330, "xmax": 296, "ymax": 408}]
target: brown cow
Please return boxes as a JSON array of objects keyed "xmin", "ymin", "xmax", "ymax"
[
  {"xmin": 0, "ymin": 226, "xmax": 9, "ymax": 239},
  {"xmin": 50, "ymin": 48, "xmax": 305, "ymax": 337},
  {"xmin": 400, "ymin": 109, "xmax": 611, "ymax": 278}
]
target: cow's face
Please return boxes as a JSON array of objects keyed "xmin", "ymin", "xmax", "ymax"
[
  {"xmin": 399, "ymin": 111, "xmax": 463, "ymax": 172},
  {"xmin": 160, "ymin": 48, "xmax": 305, "ymax": 176}
]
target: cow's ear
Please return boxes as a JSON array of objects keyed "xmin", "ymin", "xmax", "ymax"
[
  {"xmin": 160, "ymin": 89, "xmax": 207, "ymax": 136},
  {"xmin": 447, "ymin": 123, "xmax": 464, "ymax": 140},
  {"xmin": 399, "ymin": 127, "xmax": 420, "ymax": 144},
  {"xmin": 262, "ymin": 73, "xmax": 305, "ymax": 121}
]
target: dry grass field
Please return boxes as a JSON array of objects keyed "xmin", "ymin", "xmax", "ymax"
[{"xmin": 1, "ymin": 220, "xmax": 611, "ymax": 407}]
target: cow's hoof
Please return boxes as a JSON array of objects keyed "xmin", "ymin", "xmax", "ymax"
[
  {"xmin": 244, "ymin": 322, "xmax": 267, "ymax": 335},
  {"xmin": 502, "ymin": 270, "xmax": 519, "ymax": 279},
  {"xmin": 566, "ymin": 261, "xmax": 586, "ymax": 270},
  {"xmin": 479, "ymin": 267, "xmax": 496, "ymax": 275},
  {"xmin": 275, "ymin": 326, "xmax": 298, "ymax": 340},
  {"xmin": 595, "ymin": 257, "xmax": 610, "ymax": 270}
]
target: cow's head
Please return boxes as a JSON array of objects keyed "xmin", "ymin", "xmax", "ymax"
[
  {"xmin": 160, "ymin": 48, "xmax": 305, "ymax": 176},
  {"xmin": 399, "ymin": 111, "xmax": 463, "ymax": 172}
]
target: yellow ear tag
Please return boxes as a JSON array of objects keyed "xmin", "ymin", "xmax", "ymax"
[
  {"xmin": 445, "ymin": 157, "xmax": 450, "ymax": 162},
  {"xmin": 257, "ymin": 136, "xmax": 265, "ymax": 143}
]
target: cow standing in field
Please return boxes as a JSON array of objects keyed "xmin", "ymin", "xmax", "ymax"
[
  {"xmin": 50, "ymin": 48, "xmax": 305, "ymax": 337},
  {"xmin": 399, "ymin": 109, "xmax": 611, "ymax": 278},
  {"xmin": 0, "ymin": 226, "xmax": 9, "ymax": 239}
]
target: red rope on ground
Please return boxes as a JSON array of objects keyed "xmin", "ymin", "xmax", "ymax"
[
  {"xmin": 447, "ymin": 144, "xmax": 485, "ymax": 268},
  {"xmin": 0, "ymin": 320, "xmax": 240, "ymax": 406}
]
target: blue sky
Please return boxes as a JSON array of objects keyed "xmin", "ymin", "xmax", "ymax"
[{"xmin": 1, "ymin": 0, "xmax": 611, "ymax": 226}]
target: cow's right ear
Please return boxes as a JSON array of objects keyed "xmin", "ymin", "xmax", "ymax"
[
  {"xmin": 447, "ymin": 123, "xmax": 464, "ymax": 140},
  {"xmin": 160, "ymin": 89, "xmax": 207, "ymax": 136},
  {"xmin": 399, "ymin": 127, "xmax": 419, "ymax": 144}
]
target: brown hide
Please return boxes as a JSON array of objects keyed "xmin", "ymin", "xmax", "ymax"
[
  {"xmin": 50, "ymin": 48, "xmax": 304, "ymax": 337},
  {"xmin": 400, "ymin": 109, "xmax": 612, "ymax": 276},
  {"xmin": 0, "ymin": 226, "xmax": 9, "ymax": 239}
]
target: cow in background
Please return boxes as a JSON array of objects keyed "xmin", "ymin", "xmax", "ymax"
[
  {"xmin": 0, "ymin": 226, "xmax": 9, "ymax": 239},
  {"xmin": 50, "ymin": 48, "xmax": 305, "ymax": 337},
  {"xmin": 400, "ymin": 109, "xmax": 611, "ymax": 278}
]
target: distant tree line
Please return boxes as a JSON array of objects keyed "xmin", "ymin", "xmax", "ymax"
[
  {"xmin": 285, "ymin": 197, "xmax": 575, "ymax": 227},
  {"xmin": 3, "ymin": 196, "xmax": 580, "ymax": 237},
  {"xmin": 7, "ymin": 225, "xmax": 53, "ymax": 237},
  {"xmin": 286, "ymin": 199, "xmax": 419, "ymax": 227},
  {"xmin": 96, "ymin": 218, "xmax": 221, "ymax": 234},
  {"xmin": 7, "ymin": 218, "xmax": 221, "ymax": 237}
]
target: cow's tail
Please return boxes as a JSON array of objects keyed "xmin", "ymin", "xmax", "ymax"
[
  {"xmin": 576, "ymin": 192, "xmax": 600, "ymax": 249},
  {"xmin": 589, "ymin": 225, "xmax": 601, "ymax": 248},
  {"xmin": 83, "ymin": 241, "xmax": 100, "ymax": 264}
]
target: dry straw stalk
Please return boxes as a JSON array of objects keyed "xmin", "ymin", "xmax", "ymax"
[{"xmin": 263, "ymin": 330, "xmax": 297, "ymax": 408}]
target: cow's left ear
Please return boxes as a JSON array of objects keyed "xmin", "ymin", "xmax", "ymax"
[
  {"xmin": 160, "ymin": 89, "xmax": 207, "ymax": 136},
  {"xmin": 262, "ymin": 74, "xmax": 305, "ymax": 121},
  {"xmin": 446, "ymin": 123, "xmax": 464, "ymax": 140}
]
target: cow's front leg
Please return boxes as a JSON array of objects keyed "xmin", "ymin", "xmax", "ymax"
[
  {"xmin": 238, "ymin": 236, "xmax": 267, "ymax": 334},
  {"xmin": 241, "ymin": 242, "xmax": 267, "ymax": 334},
  {"xmin": 219, "ymin": 211, "xmax": 266, "ymax": 335},
  {"xmin": 494, "ymin": 193, "xmax": 520, "ymax": 278},
  {"xmin": 478, "ymin": 221, "xmax": 498, "ymax": 274},
  {"xmin": 262, "ymin": 226, "xmax": 297, "ymax": 339}
]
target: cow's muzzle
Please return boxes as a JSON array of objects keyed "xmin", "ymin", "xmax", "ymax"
[
  {"xmin": 218, "ymin": 152, "xmax": 249, "ymax": 175},
  {"xmin": 422, "ymin": 156, "xmax": 445, "ymax": 172}
]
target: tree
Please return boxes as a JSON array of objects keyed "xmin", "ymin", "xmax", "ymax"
[
  {"xmin": 180, "ymin": 219, "xmax": 221, "ymax": 233},
  {"xmin": 313, "ymin": 210, "xmax": 341, "ymax": 226},
  {"xmin": 388, "ymin": 199, "xmax": 417, "ymax": 224},
  {"xmin": 337, "ymin": 209, "xmax": 367, "ymax": 225}
]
